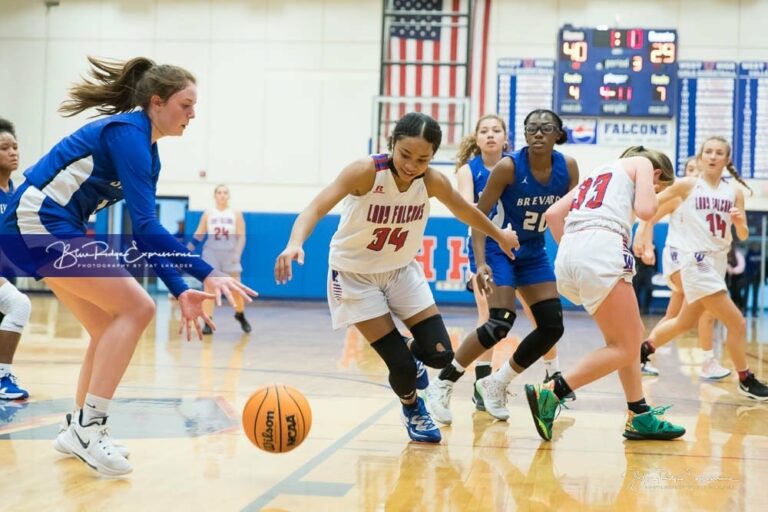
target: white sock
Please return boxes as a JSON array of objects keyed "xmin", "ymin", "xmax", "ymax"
[
  {"xmin": 451, "ymin": 359, "xmax": 466, "ymax": 373},
  {"xmin": 543, "ymin": 357, "xmax": 560, "ymax": 374},
  {"xmin": 81, "ymin": 393, "xmax": 110, "ymax": 425},
  {"xmin": 702, "ymin": 350, "xmax": 714, "ymax": 360},
  {"xmin": 0, "ymin": 363, "xmax": 11, "ymax": 376},
  {"xmin": 494, "ymin": 360, "xmax": 521, "ymax": 385}
]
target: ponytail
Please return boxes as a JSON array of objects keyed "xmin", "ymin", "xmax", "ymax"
[
  {"xmin": 59, "ymin": 56, "xmax": 195, "ymax": 118},
  {"xmin": 725, "ymin": 162, "xmax": 753, "ymax": 196},
  {"xmin": 454, "ymin": 134, "xmax": 480, "ymax": 171}
]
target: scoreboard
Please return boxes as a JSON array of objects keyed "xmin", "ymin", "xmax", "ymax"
[{"xmin": 556, "ymin": 26, "xmax": 678, "ymax": 117}]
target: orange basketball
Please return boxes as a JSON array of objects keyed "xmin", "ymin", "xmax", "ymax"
[{"xmin": 242, "ymin": 384, "xmax": 312, "ymax": 453}]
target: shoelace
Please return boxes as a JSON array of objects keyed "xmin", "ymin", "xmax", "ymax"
[
  {"xmin": 541, "ymin": 391, "xmax": 568, "ymax": 422},
  {"xmin": 414, "ymin": 403, "xmax": 437, "ymax": 430},
  {"xmin": 440, "ymin": 383, "xmax": 453, "ymax": 405},
  {"xmin": 96, "ymin": 426, "xmax": 122, "ymax": 456},
  {"xmin": 645, "ymin": 405, "xmax": 674, "ymax": 429}
]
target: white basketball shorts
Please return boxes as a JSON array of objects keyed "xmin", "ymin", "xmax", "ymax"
[
  {"xmin": 679, "ymin": 250, "xmax": 727, "ymax": 304},
  {"xmin": 555, "ymin": 229, "xmax": 636, "ymax": 315},
  {"xmin": 327, "ymin": 260, "xmax": 435, "ymax": 329}
]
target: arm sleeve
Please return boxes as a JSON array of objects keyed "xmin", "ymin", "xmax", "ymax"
[{"xmin": 103, "ymin": 124, "xmax": 214, "ymax": 296}]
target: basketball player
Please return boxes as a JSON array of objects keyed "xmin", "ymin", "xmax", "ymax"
[
  {"xmin": 0, "ymin": 117, "xmax": 32, "ymax": 400},
  {"xmin": 426, "ymin": 110, "xmax": 579, "ymax": 424},
  {"xmin": 0, "ymin": 57, "xmax": 255, "ymax": 476},
  {"xmin": 634, "ymin": 137, "xmax": 768, "ymax": 401},
  {"xmin": 189, "ymin": 184, "xmax": 252, "ymax": 334},
  {"xmin": 450, "ymin": 114, "xmax": 570, "ymax": 414},
  {"xmin": 640, "ymin": 156, "xmax": 730, "ymax": 380},
  {"xmin": 526, "ymin": 146, "xmax": 686, "ymax": 441},
  {"xmin": 274, "ymin": 112, "xmax": 520, "ymax": 443}
]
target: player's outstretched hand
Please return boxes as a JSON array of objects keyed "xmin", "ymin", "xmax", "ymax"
[
  {"xmin": 203, "ymin": 274, "xmax": 258, "ymax": 308},
  {"xmin": 177, "ymin": 289, "xmax": 216, "ymax": 341}
]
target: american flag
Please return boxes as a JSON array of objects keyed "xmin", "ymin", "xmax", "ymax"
[{"xmin": 383, "ymin": 0, "xmax": 492, "ymax": 145}]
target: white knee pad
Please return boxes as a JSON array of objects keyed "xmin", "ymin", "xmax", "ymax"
[{"xmin": 0, "ymin": 283, "xmax": 31, "ymax": 334}]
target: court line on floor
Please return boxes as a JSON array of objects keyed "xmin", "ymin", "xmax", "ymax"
[{"xmin": 241, "ymin": 399, "xmax": 399, "ymax": 511}]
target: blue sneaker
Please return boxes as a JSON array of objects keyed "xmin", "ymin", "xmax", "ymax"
[
  {"xmin": 401, "ymin": 396, "xmax": 442, "ymax": 443},
  {"xmin": 0, "ymin": 373, "xmax": 29, "ymax": 400},
  {"xmin": 414, "ymin": 357, "xmax": 429, "ymax": 391}
]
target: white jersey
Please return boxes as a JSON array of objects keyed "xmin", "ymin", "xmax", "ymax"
[
  {"xmin": 330, "ymin": 155, "xmax": 430, "ymax": 273},
  {"xmin": 664, "ymin": 207, "xmax": 684, "ymax": 250},
  {"xmin": 564, "ymin": 161, "xmax": 635, "ymax": 240},
  {"xmin": 676, "ymin": 178, "xmax": 735, "ymax": 254},
  {"xmin": 205, "ymin": 207, "xmax": 237, "ymax": 251}
]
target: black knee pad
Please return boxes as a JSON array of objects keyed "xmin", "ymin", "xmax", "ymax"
[
  {"xmin": 476, "ymin": 308, "xmax": 516, "ymax": 349},
  {"xmin": 409, "ymin": 315, "xmax": 454, "ymax": 369},
  {"xmin": 512, "ymin": 299, "xmax": 564, "ymax": 369},
  {"xmin": 370, "ymin": 329, "xmax": 417, "ymax": 399},
  {"xmin": 530, "ymin": 298, "xmax": 564, "ymax": 341}
]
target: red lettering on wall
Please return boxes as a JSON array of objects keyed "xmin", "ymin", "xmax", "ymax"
[
  {"xmin": 415, "ymin": 236, "xmax": 437, "ymax": 281},
  {"xmin": 446, "ymin": 236, "xmax": 469, "ymax": 282}
]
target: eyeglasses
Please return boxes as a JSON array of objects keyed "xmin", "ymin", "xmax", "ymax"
[{"xmin": 524, "ymin": 123, "xmax": 559, "ymax": 135}]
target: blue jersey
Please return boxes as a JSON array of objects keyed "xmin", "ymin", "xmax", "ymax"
[
  {"xmin": 500, "ymin": 147, "xmax": 570, "ymax": 256},
  {"xmin": 0, "ymin": 179, "xmax": 13, "ymax": 216},
  {"xmin": 466, "ymin": 155, "xmax": 503, "ymax": 272},
  {"xmin": 2, "ymin": 111, "xmax": 211, "ymax": 296}
]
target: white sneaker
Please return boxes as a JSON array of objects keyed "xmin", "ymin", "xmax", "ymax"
[
  {"xmin": 474, "ymin": 375, "xmax": 510, "ymax": 421},
  {"xmin": 699, "ymin": 358, "xmax": 731, "ymax": 380},
  {"xmin": 641, "ymin": 361, "xmax": 660, "ymax": 377},
  {"xmin": 53, "ymin": 412, "xmax": 131, "ymax": 458},
  {"xmin": 424, "ymin": 378, "xmax": 454, "ymax": 425},
  {"xmin": 57, "ymin": 416, "xmax": 132, "ymax": 476}
]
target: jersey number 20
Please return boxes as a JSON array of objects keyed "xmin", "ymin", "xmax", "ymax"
[
  {"xmin": 571, "ymin": 173, "xmax": 612, "ymax": 211},
  {"xmin": 523, "ymin": 211, "xmax": 548, "ymax": 232}
]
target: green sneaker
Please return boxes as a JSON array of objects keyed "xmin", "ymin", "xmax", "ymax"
[
  {"xmin": 524, "ymin": 384, "xmax": 563, "ymax": 441},
  {"xmin": 623, "ymin": 405, "xmax": 686, "ymax": 440}
]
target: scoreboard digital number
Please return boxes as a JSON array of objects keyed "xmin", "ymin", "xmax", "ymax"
[{"xmin": 556, "ymin": 26, "xmax": 678, "ymax": 117}]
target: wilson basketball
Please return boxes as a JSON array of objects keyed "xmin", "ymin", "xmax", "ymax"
[{"xmin": 242, "ymin": 384, "xmax": 312, "ymax": 453}]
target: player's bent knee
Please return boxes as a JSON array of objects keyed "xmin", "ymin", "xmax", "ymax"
[
  {"xmin": 476, "ymin": 308, "xmax": 516, "ymax": 349},
  {"xmin": 409, "ymin": 315, "xmax": 454, "ymax": 369},
  {"xmin": 0, "ymin": 285, "xmax": 31, "ymax": 334},
  {"xmin": 531, "ymin": 298, "xmax": 564, "ymax": 343}
]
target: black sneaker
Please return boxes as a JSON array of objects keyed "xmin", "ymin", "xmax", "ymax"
[
  {"xmin": 202, "ymin": 323, "xmax": 213, "ymax": 336},
  {"xmin": 543, "ymin": 371, "xmax": 576, "ymax": 401},
  {"xmin": 640, "ymin": 340, "xmax": 655, "ymax": 364},
  {"xmin": 738, "ymin": 373, "xmax": 768, "ymax": 401},
  {"xmin": 234, "ymin": 312, "xmax": 252, "ymax": 333},
  {"xmin": 472, "ymin": 383, "xmax": 486, "ymax": 411}
]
